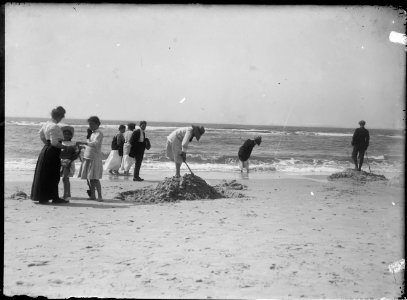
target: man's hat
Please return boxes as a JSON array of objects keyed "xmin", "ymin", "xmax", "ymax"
[
  {"xmin": 192, "ymin": 125, "xmax": 205, "ymax": 141},
  {"xmin": 60, "ymin": 125, "xmax": 74, "ymax": 136}
]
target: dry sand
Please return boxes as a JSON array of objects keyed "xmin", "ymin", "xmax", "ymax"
[{"xmin": 3, "ymin": 171, "xmax": 405, "ymax": 298}]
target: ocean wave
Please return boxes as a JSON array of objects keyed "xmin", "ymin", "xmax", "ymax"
[
  {"xmin": 206, "ymin": 128, "xmax": 282, "ymax": 135},
  {"xmin": 98, "ymin": 125, "xmax": 179, "ymax": 131},
  {"xmin": 4, "ymin": 156, "xmax": 402, "ymax": 175},
  {"xmin": 314, "ymin": 132, "xmax": 353, "ymax": 137},
  {"xmin": 377, "ymin": 134, "xmax": 404, "ymax": 139},
  {"xmin": 7, "ymin": 120, "xmax": 46, "ymax": 127},
  {"xmin": 295, "ymin": 131, "xmax": 353, "ymax": 137},
  {"xmin": 368, "ymin": 155, "xmax": 385, "ymax": 160}
]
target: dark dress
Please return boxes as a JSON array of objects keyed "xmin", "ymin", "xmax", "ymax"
[
  {"xmin": 31, "ymin": 141, "xmax": 62, "ymax": 202},
  {"xmin": 129, "ymin": 129, "xmax": 146, "ymax": 178},
  {"xmin": 238, "ymin": 139, "xmax": 256, "ymax": 162},
  {"xmin": 117, "ymin": 132, "xmax": 125, "ymax": 157}
]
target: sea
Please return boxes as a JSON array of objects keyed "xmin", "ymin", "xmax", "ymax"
[{"xmin": 4, "ymin": 117, "xmax": 405, "ymax": 181}]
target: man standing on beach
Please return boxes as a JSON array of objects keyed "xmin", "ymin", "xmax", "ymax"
[
  {"xmin": 351, "ymin": 120, "xmax": 370, "ymax": 171},
  {"xmin": 129, "ymin": 121, "xmax": 148, "ymax": 182}
]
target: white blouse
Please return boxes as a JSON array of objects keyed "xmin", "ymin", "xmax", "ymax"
[
  {"xmin": 83, "ymin": 129, "xmax": 104, "ymax": 160},
  {"xmin": 136, "ymin": 126, "xmax": 145, "ymax": 143},
  {"xmin": 167, "ymin": 127, "xmax": 193, "ymax": 152},
  {"xmin": 122, "ymin": 130, "xmax": 133, "ymax": 155},
  {"xmin": 39, "ymin": 121, "xmax": 63, "ymax": 146}
]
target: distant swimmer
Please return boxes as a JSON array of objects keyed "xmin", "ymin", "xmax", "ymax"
[
  {"xmin": 351, "ymin": 120, "xmax": 370, "ymax": 171},
  {"xmin": 238, "ymin": 136, "xmax": 262, "ymax": 173}
]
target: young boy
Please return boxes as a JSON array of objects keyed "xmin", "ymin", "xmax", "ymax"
[
  {"xmin": 60, "ymin": 125, "xmax": 80, "ymax": 200},
  {"xmin": 238, "ymin": 136, "xmax": 262, "ymax": 173}
]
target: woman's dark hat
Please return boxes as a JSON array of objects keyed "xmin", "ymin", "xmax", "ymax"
[{"xmin": 192, "ymin": 125, "xmax": 205, "ymax": 141}]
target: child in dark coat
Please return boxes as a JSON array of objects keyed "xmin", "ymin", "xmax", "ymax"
[{"xmin": 238, "ymin": 136, "xmax": 262, "ymax": 173}]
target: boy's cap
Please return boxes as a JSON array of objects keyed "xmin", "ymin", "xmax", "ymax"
[{"xmin": 60, "ymin": 125, "xmax": 74, "ymax": 135}]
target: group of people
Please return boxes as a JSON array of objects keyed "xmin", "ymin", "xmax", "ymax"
[
  {"xmin": 103, "ymin": 121, "xmax": 150, "ymax": 181},
  {"xmin": 30, "ymin": 106, "xmax": 206, "ymax": 204},
  {"xmin": 31, "ymin": 108, "xmax": 106, "ymax": 204},
  {"xmin": 30, "ymin": 105, "xmax": 370, "ymax": 204}
]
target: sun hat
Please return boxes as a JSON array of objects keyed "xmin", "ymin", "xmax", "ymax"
[
  {"xmin": 60, "ymin": 125, "xmax": 74, "ymax": 136},
  {"xmin": 192, "ymin": 125, "xmax": 205, "ymax": 141}
]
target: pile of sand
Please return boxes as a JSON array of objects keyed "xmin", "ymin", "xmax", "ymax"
[
  {"xmin": 215, "ymin": 179, "xmax": 247, "ymax": 190},
  {"xmin": 115, "ymin": 174, "xmax": 246, "ymax": 204},
  {"xmin": 328, "ymin": 169, "xmax": 387, "ymax": 182}
]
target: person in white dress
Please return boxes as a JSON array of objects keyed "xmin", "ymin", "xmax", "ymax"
[
  {"xmin": 77, "ymin": 116, "xmax": 104, "ymax": 201},
  {"xmin": 104, "ymin": 124, "xmax": 125, "ymax": 175},
  {"xmin": 120, "ymin": 123, "xmax": 136, "ymax": 176},
  {"xmin": 166, "ymin": 125, "xmax": 205, "ymax": 178}
]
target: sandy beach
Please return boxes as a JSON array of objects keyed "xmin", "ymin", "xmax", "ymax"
[{"xmin": 4, "ymin": 170, "xmax": 405, "ymax": 298}]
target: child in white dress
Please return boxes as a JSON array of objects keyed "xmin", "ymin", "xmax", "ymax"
[{"xmin": 77, "ymin": 116, "xmax": 104, "ymax": 201}]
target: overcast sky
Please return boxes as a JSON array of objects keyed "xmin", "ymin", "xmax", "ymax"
[{"xmin": 5, "ymin": 4, "xmax": 406, "ymax": 129}]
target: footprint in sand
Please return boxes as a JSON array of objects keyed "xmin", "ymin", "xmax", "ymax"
[
  {"xmin": 48, "ymin": 279, "xmax": 63, "ymax": 285},
  {"xmin": 27, "ymin": 261, "xmax": 49, "ymax": 267},
  {"xmin": 232, "ymin": 263, "xmax": 251, "ymax": 270}
]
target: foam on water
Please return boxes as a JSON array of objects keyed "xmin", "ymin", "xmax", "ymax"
[{"xmin": 5, "ymin": 156, "xmax": 401, "ymax": 179}]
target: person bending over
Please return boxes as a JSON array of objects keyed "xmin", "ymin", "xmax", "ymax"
[
  {"xmin": 238, "ymin": 136, "xmax": 262, "ymax": 173},
  {"xmin": 166, "ymin": 125, "xmax": 205, "ymax": 178}
]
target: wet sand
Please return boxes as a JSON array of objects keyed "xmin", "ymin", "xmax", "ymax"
[{"xmin": 4, "ymin": 171, "xmax": 405, "ymax": 298}]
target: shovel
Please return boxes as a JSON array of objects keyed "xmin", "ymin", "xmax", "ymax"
[
  {"xmin": 184, "ymin": 155, "xmax": 195, "ymax": 176},
  {"xmin": 184, "ymin": 161, "xmax": 195, "ymax": 176},
  {"xmin": 180, "ymin": 153, "xmax": 195, "ymax": 176}
]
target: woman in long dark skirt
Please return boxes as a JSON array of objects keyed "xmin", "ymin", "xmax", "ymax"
[{"xmin": 31, "ymin": 106, "xmax": 70, "ymax": 204}]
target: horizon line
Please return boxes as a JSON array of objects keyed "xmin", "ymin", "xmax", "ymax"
[{"xmin": 4, "ymin": 115, "xmax": 405, "ymax": 131}]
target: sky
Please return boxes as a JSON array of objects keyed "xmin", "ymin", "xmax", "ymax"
[{"xmin": 5, "ymin": 4, "xmax": 406, "ymax": 129}]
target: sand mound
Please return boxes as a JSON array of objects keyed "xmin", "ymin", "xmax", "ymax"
[
  {"xmin": 115, "ymin": 174, "xmax": 246, "ymax": 204},
  {"xmin": 215, "ymin": 180, "xmax": 247, "ymax": 190},
  {"xmin": 328, "ymin": 168, "xmax": 387, "ymax": 182}
]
